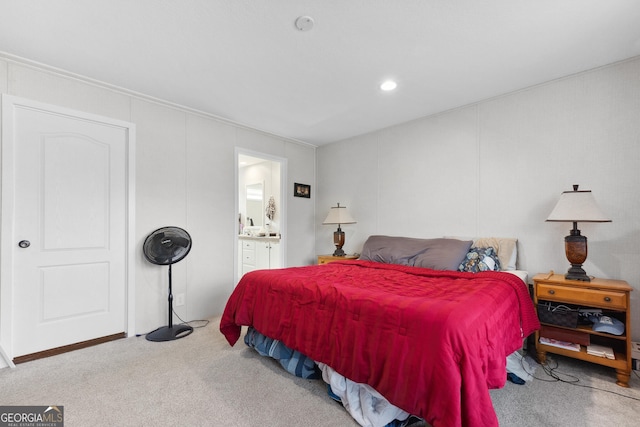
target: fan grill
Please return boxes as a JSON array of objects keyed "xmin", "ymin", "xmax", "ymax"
[{"xmin": 143, "ymin": 227, "xmax": 192, "ymax": 265}]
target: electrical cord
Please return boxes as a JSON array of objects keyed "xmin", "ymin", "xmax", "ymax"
[
  {"xmin": 535, "ymin": 357, "xmax": 580, "ymax": 383},
  {"xmin": 519, "ymin": 353, "xmax": 640, "ymax": 401},
  {"xmin": 171, "ymin": 306, "xmax": 210, "ymax": 329}
]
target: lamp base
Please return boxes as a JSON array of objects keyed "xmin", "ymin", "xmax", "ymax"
[
  {"xmin": 332, "ymin": 228, "xmax": 346, "ymax": 257},
  {"xmin": 332, "ymin": 248, "xmax": 346, "ymax": 257},
  {"xmin": 564, "ymin": 231, "xmax": 590, "ymax": 282},
  {"xmin": 565, "ymin": 264, "xmax": 590, "ymax": 282}
]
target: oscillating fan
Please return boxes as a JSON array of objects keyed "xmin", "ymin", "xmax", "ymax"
[{"xmin": 143, "ymin": 226, "xmax": 193, "ymax": 342}]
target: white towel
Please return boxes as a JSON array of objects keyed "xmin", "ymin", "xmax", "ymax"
[{"xmin": 506, "ymin": 351, "xmax": 535, "ymax": 382}]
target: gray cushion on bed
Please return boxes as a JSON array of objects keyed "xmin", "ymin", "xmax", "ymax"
[{"xmin": 360, "ymin": 235, "xmax": 473, "ymax": 271}]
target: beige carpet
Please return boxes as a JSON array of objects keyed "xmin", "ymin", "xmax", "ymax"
[{"xmin": 1, "ymin": 317, "xmax": 639, "ymax": 426}]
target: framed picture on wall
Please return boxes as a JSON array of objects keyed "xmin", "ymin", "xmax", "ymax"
[{"xmin": 294, "ymin": 183, "xmax": 311, "ymax": 198}]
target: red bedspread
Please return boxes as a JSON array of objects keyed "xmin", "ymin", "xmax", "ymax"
[{"xmin": 220, "ymin": 260, "xmax": 539, "ymax": 427}]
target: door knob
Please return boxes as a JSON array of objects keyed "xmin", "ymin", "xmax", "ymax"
[{"xmin": 18, "ymin": 240, "xmax": 30, "ymax": 248}]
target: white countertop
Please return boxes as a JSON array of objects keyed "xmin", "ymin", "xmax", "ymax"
[{"xmin": 238, "ymin": 235, "xmax": 281, "ymax": 242}]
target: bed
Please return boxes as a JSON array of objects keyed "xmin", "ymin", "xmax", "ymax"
[{"xmin": 220, "ymin": 236, "xmax": 540, "ymax": 427}]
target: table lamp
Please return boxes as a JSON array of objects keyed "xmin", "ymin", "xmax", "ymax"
[
  {"xmin": 546, "ymin": 185, "xmax": 611, "ymax": 281},
  {"xmin": 323, "ymin": 203, "xmax": 356, "ymax": 256}
]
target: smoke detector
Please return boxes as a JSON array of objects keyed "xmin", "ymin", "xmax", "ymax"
[{"xmin": 295, "ymin": 16, "xmax": 314, "ymax": 31}]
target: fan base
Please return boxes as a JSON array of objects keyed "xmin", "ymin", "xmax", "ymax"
[{"xmin": 145, "ymin": 324, "xmax": 194, "ymax": 342}]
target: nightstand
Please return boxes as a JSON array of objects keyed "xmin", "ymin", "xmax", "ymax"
[
  {"xmin": 317, "ymin": 254, "xmax": 359, "ymax": 265},
  {"xmin": 532, "ymin": 273, "xmax": 633, "ymax": 387}
]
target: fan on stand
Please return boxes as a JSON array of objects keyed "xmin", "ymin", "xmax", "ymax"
[{"xmin": 143, "ymin": 226, "xmax": 193, "ymax": 342}]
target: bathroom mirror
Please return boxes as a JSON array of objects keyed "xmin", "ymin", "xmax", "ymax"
[{"xmin": 245, "ymin": 182, "xmax": 264, "ymax": 227}]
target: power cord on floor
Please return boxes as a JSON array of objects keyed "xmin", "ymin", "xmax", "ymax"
[
  {"xmin": 520, "ymin": 354, "xmax": 640, "ymax": 401},
  {"xmin": 535, "ymin": 357, "xmax": 580, "ymax": 383},
  {"xmin": 171, "ymin": 307, "xmax": 210, "ymax": 329}
]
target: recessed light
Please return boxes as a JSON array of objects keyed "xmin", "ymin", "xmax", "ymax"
[{"xmin": 380, "ymin": 80, "xmax": 397, "ymax": 91}]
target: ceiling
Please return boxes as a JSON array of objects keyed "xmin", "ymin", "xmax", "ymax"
[{"xmin": 1, "ymin": 1, "xmax": 640, "ymax": 146}]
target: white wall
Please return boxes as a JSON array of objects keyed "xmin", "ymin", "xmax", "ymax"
[
  {"xmin": 0, "ymin": 55, "xmax": 316, "ymax": 360},
  {"xmin": 317, "ymin": 56, "xmax": 640, "ymax": 341}
]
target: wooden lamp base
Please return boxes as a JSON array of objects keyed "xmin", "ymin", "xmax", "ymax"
[
  {"xmin": 564, "ymin": 228, "xmax": 589, "ymax": 282},
  {"xmin": 332, "ymin": 226, "xmax": 346, "ymax": 257}
]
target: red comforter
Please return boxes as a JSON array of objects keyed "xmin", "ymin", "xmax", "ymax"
[{"xmin": 220, "ymin": 260, "xmax": 539, "ymax": 427}]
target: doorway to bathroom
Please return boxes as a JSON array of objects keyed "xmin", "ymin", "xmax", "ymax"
[{"xmin": 235, "ymin": 148, "xmax": 287, "ymax": 284}]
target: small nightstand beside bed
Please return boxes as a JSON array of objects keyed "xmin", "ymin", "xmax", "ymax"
[{"xmin": 220, "ymin": 236, "xmax": 539, "ymax": 427}]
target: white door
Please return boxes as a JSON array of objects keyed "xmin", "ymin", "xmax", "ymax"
[{"xmin": 1, "ymin": 96, "xmax": 134, "ymax": 359}]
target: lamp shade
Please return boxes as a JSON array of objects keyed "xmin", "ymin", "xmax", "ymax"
[
  {"xmin": 323, "ymin": 203, "xmax": 356, "ymax": 225},
  {"xmin": 546, "ymin": 187, "xmax": 611, "ymax": 223}
]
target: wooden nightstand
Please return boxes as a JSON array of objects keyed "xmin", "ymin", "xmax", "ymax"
[
  {"xmin": 317, "ymin": 254, "xmax": 359, "ymax": 265},
  {"xmin": 532, "ymin": 273, "xmax": 633, "ymax": 387}
]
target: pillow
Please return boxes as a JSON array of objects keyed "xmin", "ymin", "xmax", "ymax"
[
  {"xmin": 360, "ymin": 235, "xmax": 472, "ymax": 271},
  {"xmin": 360, "ymin": 235, "xmax": 433, "ymax": 265},
  {"xmin": 411, "ymin": 238, "xmax": 473, "ymax": 270},
  {"xmin": 471, "ymin": 237, "xmax": 517, "ymax": 271},
  {"xmin": 458, "ymin": 247, "xmax": 501, "ymax": 273}
]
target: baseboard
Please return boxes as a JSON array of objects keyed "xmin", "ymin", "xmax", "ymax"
[{"xmin": 13, "ymin": 332, "xmax": 125, "ymax": 365}]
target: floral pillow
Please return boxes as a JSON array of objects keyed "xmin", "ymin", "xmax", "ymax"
[{"xmin": 458, "ymin": 247, "xmax": 501, "ymax": 272}]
